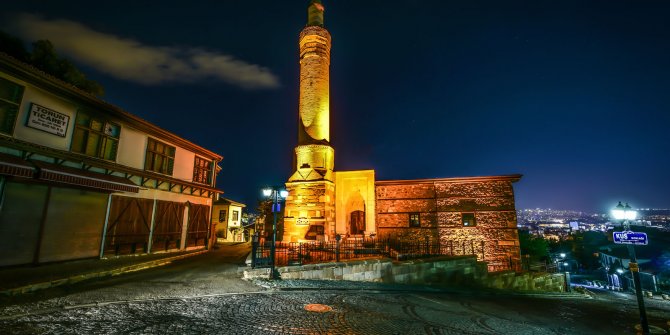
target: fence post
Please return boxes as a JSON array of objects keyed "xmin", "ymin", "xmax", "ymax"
[
  {"xmin": 335, "ymin": 234, "xmax": 341, "ymax": 262},
  {"xmin": 251, "ymin": 232, "xmax": 258, "ymax": 268},
  {"xmin": 299, "ymin": 243, "xmax": 303, "ymax": 265}
]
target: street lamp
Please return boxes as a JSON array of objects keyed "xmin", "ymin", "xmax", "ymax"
[
  {"xmin": 611, "ymin": 201, "xmax": 649, "ymax": 334},
  {"xmin": 262, "ymin": 186, "xmax": 288, "ymax": 280},
  {"xmin": 555, "ymin": 252, "xmax": 566, "ymax": 272}
]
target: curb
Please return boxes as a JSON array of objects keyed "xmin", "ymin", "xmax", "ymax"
[{"xmin": 0, "ymin": 249, "xmax": 208, "ymax": 297}]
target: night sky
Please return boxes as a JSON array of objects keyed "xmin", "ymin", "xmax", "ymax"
[{"xmin": 3, "ymin": 1, "xmax": 669, "ymax": 213}]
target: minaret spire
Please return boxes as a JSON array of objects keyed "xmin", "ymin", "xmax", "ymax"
[
  {"xmin": 297, "ymin": 0, "xmax": 331, "ymax": 146},
  {"xmin": 307, "ymin": 0, "xmax": 325, "ymax": 27}
]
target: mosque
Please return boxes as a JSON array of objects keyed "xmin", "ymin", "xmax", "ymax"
[{"xmin": 283, "ymin": 1, "xmax": 522, "ymax": 271}]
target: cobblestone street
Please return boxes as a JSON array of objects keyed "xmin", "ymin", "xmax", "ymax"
[
  {"xmin": 1, "ymin": 244, "xmax": 668, "ymax": 334},
  {"xmin": 2, "ymin": 288, "xmax": 668, "ymax": 335}
]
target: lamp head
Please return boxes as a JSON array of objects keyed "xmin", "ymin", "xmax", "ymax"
[
  {"xmin": 624, "ymin": 203, "xmax": 637, "ymax": 220},
  {"xmin": 611, "ymin": 201, "xmax": 625, "ymax": 220},
  {"xmin": 262, "ymin": 188, "xmax": 272, "ymax": 197},
  {"xmin": 279, "ymin": 190, "xmax": 289, "ymax": 199}
]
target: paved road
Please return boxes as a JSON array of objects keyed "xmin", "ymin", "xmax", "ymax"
[
  {"xmin": 0, "ymin": 242, "xmax": 260, "ymax": 312},
  {"xmin": 2, "ymin": 288, "xmax": 668, "ymax": 334},
  {"xmin": 1, "ymin": 244, "xmax": 669, "ymax": 334}
]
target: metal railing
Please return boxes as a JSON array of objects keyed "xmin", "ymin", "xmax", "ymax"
[{"xmin": 251, "ymin": 236, "xmax": 486, "ymax": 268}]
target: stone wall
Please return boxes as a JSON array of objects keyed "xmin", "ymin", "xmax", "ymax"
[
  {"xmin": 244, "ymin": 256, "xmax": 565, "ymax": 293},
  {"xmin": 375, "ymin": 176, "xmax": 522, "ymax": 272},
  {"xmin": 284, "ymin": 180, "xmax": 336, "ymax": 242}
]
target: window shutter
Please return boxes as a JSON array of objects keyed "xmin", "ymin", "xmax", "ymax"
[{"xmin": 167, "ymin": 157, "xmax": 174, "ymax": 175}]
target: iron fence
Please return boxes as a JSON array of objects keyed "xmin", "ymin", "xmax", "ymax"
[{"xmin": 251, "ymin": 236, "xmax": 487, "ymax": 268}]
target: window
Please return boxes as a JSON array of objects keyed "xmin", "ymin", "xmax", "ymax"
[
  {"xmin": 145, "ymin": 138, "xmax": 175, "ymax": 175},
  {"xmin": 193, "ymin": 156, "xmax": 212, "ymax": 184},
  {"xmin": 71, "ymin": 111, "xmax": 120, "ymax": 160},
  {"xmin": 232, "ymin": 210, "xmax": 239, "ymax": 221},
  {"xmin": 409, "ymin": 213, "xmax": 420, "ymax": 227},
  {"xmin": 462, "ymin": 213, "xmax": 476, "ymax": 227},
  {"xmin": 0, "ymin": 77, "xmax": 24, "ymax": 135},
  {"xmin": 219, "ymin": 210, "xmax": 227, "ymax": 223}
]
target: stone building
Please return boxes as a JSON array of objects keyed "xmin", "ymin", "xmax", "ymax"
[
  {"xmin": 0, "ymin": 52, "xmax": 222, "ymax": 267},
  {"xmin": 376, "ymin": 176, "xmax": 521, "ymax": 272},
  {"xmin": 283, "ymin": 1, "xmax": 522, "ymax": 271}
]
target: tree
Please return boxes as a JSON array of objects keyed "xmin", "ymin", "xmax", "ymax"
[
  {"xmin": 30, "ymin": 40, "xmax": 104, "ymax": 96},
  {"xmin": 0, "ymin": 31, "xmax": 104, "ymax": 96},
  {"xmin": 570, "ymin": 231, "xmax": 608, "ymax": 270},
  {"xmin": 518, "ymin": 230, "xmax": 549, "ymax": 262}
]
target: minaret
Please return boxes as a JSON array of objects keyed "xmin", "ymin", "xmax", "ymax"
[
  {"xmin": 298, "ymin": 0, "xmax": 330, "ymax": 145},
  {"xmin": 284, "ymin": 0, "xmax": 336, "ymax": 242}
]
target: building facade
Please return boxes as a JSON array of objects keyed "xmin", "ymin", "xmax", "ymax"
[
  {"xmin": 376, "ymin": 176, "xmax": 522, "ymax": 272},
  {"xmin": 212, "ymin": 197, "xmax": 247, "ymax": 242},
  {"xmin": 283, "ymin": 1, "xmax": 522, "ymax": 272},
  {"xmin": 0, "ymin": 53, "xmax": 222, "ymax": 267}
]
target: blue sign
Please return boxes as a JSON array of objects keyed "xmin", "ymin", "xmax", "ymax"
[{"xmin": 613, "ymin": 231, "xmax": 648, "ymax": 245}]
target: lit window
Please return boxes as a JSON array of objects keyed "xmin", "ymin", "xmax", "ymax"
[
  {"xmin": 71, "ymin": 111, "xmax": 120, "ymax": 160},
  {"xmin": 462, "ymin": 213, "xmax": 476, "ymax": 227},
  {"xmin": 145, "ymin": 138, "xmax": 175, "ymax": 175},
  {"xmin": 233, "ymin": 210, "xmax": 239, "ymax": 221},
  {"xmin": 409, "ymin": 213, "xmax": 420, "ymax": 227},
  {"xmin": 193, "ymin": 156, "xmax": 212, "ymax": 184},
  {"xmin": 0, "ymin": 77, "xmax": 24, "ymax": 135}
]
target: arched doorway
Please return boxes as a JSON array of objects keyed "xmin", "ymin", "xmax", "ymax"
[
  {"xmin": 345, "ymin": 191, "xmax": 366, "ymax": 236},
  {"xmin": 350, "ymin": 210, "xmax": 365, "ymax": 235}
]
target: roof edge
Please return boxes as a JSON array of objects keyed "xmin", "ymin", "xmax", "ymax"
[
  {"xmin": 0, "ymin": 53, "xmax": 222, "ymax": 161},
  {"xmin": 376, "ymin": 174, "xmax": 523, "ymax": 185}
]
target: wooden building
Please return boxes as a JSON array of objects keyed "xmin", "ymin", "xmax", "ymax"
[{"xmin": 0, "ymin": 53, "xmax": 222, "ymax": 267}]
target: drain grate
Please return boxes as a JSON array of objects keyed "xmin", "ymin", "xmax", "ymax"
[{"xmin": 304, "ymin": 304, "xmax": 333, "ymax": 313}]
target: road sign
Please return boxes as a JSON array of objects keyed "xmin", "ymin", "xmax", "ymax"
[{"xmin": 613, "ymin": 231, "xmax": 648, "ymax": 245}]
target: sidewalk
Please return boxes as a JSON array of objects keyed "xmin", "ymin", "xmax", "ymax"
[{"xmin": 0, "ymin": 248, "xmax": 208, "ymax": 296}]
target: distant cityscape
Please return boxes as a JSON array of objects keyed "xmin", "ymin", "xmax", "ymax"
[{"xmin": 517, "ymin": 208, "xmax": 670, "ymax": 241}]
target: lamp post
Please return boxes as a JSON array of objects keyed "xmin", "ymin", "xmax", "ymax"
[
  {"xmin": 555, "ymin": 252, "xmax": 570, "ymax": 292},
  {"xmin": 262, "ymin": 187, "xmax": 288, "ymax": 280},
  {"xmin": 612, "ymin": 201, "xmax": 649, "ymax": 334}
]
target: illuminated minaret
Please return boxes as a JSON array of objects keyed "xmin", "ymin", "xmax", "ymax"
[{"xmin": 285, "ymin": 0, "xmax": 336, "ymax": 242}]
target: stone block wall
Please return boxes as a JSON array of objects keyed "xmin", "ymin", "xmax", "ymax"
[
  {"xmin": 243, "ymin": 256, "xmax": 565, "ymax": 293},
  {"xmin": 376, "ymin": 176, "xmax": 522, "ymax": 272},
  {"xmin": 284, "ymin": 180, "xmax": 335, "ymax": 242}
]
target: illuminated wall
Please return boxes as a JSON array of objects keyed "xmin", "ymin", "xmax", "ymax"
[
  {"xmin": 284, "ymin": 181, "xmax": 335, "ymax": 242},
  {"xmin": 376, "ymin": 176, "xmax": 522, "ymax": 272},
  {"xmin": 334, "ymin": 170, "xmax": 376, "ymax": 237}
]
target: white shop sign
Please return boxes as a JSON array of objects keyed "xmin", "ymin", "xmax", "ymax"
[{"xmin": 27, "ymin": 103, "xmax": 70, "ymax": 137}]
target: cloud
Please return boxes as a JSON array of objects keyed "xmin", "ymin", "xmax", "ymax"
[{"xmin": 6, "ymin": 13, "xmax": 280, "ymax": 89}]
